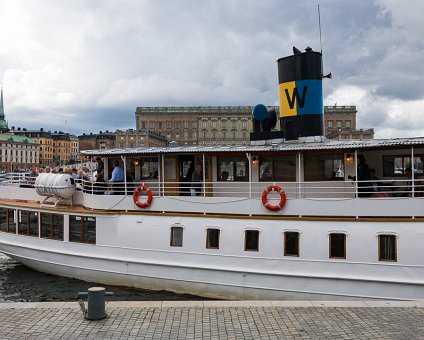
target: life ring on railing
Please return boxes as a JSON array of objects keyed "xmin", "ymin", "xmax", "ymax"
[
  {"xmin": 133, "ymin": 184, "xmax": 153, "ymax": 208},
  {"xmin": 261, "ymin": 185, "xmax": 286, "ymax": 211}
]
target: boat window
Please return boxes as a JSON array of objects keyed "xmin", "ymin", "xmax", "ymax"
[
  {"xmin": 69, "ymin": 216, "xmax": 96, "ymax": 244},
  {"xmin": 206, "ymin": 228, "xmax": 220, "ymax": 249},
  {"xmin": 383, "ymin": 155, "xmax": 423, "ymax": 177},
  {"xmin": 304, "ymin": 154, "xmax": 345, "ymax": 181},
  {"xmin": 0, "ymin": 208, "xmax": 16, "ymax": 234},
  {"xmin": 18, "ymin": 210, "xmax": 38, "ymax": 237},
  {"xmin": 245, "ymin": 230, "xmax": 259, "ymax": 251},
  {"xmin": 284, "ymin": 232, "xmax": 299, "ymax": 256},
  {"xmin": 259, "ymin": 156, "xmax": 296, "ymax": 182},
  {"xmin": 379, "ymin": 235, "xmax": 397, "ymax": 262},
  {"xmin": 170, "ymin": 226, "xmax": 183, "ymax": 247},
  {"xmin": 218, "ymin": 156, "xmax": 249, "ymax": 181},
  {"xmin": 40, "ymin": 213, "xmax": 64, "ymax": 241},
  {"xmin": 140, "ymin": 157, "xmax": 159, "ymax": 179},
  {"xmin": 329, "ymin": 233, "xmax": 346, "ymax": 259}
]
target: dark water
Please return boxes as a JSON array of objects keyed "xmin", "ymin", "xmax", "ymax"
[{"xmin": 0, "ymin": 253, "xmax": 209, "ymax": 302}]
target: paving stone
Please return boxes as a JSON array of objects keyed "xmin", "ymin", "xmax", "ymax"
[{"xmin": 0, "ymin": 303, "xmax": 423, "ymax": 339}]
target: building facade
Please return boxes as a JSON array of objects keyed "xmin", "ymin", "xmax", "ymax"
[
  {"xmin": 12, "ymin": 128, "xmax": 54, "ymax": 166},
  {"xmin": 136, "ymin": 105, "xmax": 374, "ymax": 145},
  {"xmin": 324, "ymin": 105, "xmax": 374, "ymax": 140},
  {"xmin": 115, "ymin": 129, "xmax": 167, "ymax": 148},
  {"xmin": 0, "ymin": 134, "xmax": 39, "ymax": 171},
  {"xmin": 52, "ymin": 132, "xmax": 71, "ymax": 166},
  {"xmin": 135, "ymin": 106, "xmax": 255, "ymax": 146}
]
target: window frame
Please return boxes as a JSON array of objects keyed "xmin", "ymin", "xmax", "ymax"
[
  {"xmin": 40, "ymin": 213, "xmax": 64, "ymax": 241},
  {"xmin": 284, "ymin": 231, "xmax": 299, "ymax": 257},
  {"xmin": 244, "ymin": 229, "xmax": 259, "ymax": 252},
  {"xmin": 329, "ymin": 232, "xmax": 346, "ymax": 259},
  {"xmin": 69, "ymin": 215, "xmax": 96, "ymax": 244},
  {"xmin": 206, "ymin": 228, "xmax": 220, "ymax": 249},
  {"xmin": 378, "ymin": 234, "xmax": 397, "ymax": 262},
  {"xmin": 170, "ymin": 226, "xmax": 183, "ymax": 247}
]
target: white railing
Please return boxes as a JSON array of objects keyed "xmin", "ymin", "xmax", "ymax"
[{"xmin": 2, "ymin": 172, "xmax": 423, "ymax": 200}]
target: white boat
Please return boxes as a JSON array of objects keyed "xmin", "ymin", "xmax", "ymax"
[
  {"xmin": 0, "ymin": 137, "xmax": 424, "ymax": 301},
  {"xmin": 0, "ymin": 47, "xmax": 423, "ymax": 301}
]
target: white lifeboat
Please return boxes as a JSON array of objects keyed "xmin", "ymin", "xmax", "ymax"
[{"xmin": 34, "ymin": 173, "xmax": 76, "ymax": 199}]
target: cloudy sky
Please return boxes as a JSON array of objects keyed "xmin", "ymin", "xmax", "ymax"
[{"xmin": 0, "ymin": 0, "xmax": 423, "ymax": 138}]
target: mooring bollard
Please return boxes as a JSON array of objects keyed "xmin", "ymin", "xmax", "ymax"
[{"xmin": 78, "ymin": 287, "xmax": 113, "ymax": 320}]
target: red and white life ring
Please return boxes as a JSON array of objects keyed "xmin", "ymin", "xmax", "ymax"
[
  {"xmin": 133, "ymin": 184, "xmax": 153, "ymax": 208},
  {"xmin": 262, "ymin": 185, "xmax": 286, "ymax": 211}
]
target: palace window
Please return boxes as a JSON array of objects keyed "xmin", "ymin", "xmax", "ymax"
[
  {"xmin": 259, "ymin": 155, "xmax": 296, "ymax": 182},
  {"xmin": 18, "ymin": 210, "xmax": 39, "ymax": 237},
  {"xmin": 40, "ymin": 213, "xmax": 64, "ymax": 241},
  {"xmin": 328, "ymin": 120, "xmax": 333, "ymax": 128},
  {"xmin": 192, "ymin": 121, "xmax": 197, "ymax": 129},
  {"xmin": 346, "ymin": 120, "xmax": 351, "ymax": 128},
  {"xmin": 0, "ymin": 208, "xmax": 16, "ymax": 234},
  {"xmin": 206, "ymin": 228, "xmax": 220, "ymax": 249},
  {"xmin": 336, "ymin": 120, "xmax": 342, "ymax": 128},
  {"xmin": 245, "ymin": 230, "xmax": 259, "ymax": 251},
  {"xmin": 284, "ymin": 231, "xmax": 299, "ymax": 256},
  {"xmin": 218, "ymin": 156, "xmax": 249, "ymax": 181},
  {"xmin": 170, "ymin": 226, "xmax": 183, "ymax": 247},
  {"xmin": 70, "ymin": 216, "xmax": 96, "ymax": 244},
  {"xmin": 379, "ymin": 234, "xmax": 397, "ymax": 262},
  {"xmin": 329, "ymin": 233, "xmax": 346, "ymax": 259}
]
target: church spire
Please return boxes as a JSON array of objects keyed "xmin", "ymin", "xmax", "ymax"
[{"xmin": 0, "ymin": 85, "xmax": 10, "ymax": 132}]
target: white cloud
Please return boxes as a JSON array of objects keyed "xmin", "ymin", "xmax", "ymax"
[{"xmin": 0, "ymin": 0, "xmax": 422, "ymax": 138}]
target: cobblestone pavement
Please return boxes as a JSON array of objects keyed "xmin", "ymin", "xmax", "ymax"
[{"xmin": 0, "ymin": 301, "xmax": 423, "ymax": 339}]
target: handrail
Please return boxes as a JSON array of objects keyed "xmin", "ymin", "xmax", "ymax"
[{"xmin": 2, "ymin": 172, "xmax": 423, "ymax": 199}]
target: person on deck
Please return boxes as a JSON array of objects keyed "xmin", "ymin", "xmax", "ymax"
[
  {"xmin": 191, "ymin": 163, "xmax": 203, "ymax": 196},
  {"xmin": 108, "ymin": 161, "xmax": 125, "ymax": 194}
]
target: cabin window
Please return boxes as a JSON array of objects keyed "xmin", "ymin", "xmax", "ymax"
[
  {"xmin": 259, "ymin": 156, "xmax": 296, "ymax": 182},
  {"xmin": 40, "ymin": 213, "xmax": 64, "ymax": 241},
  {"xmin": 69, "ymin": 216, "xmax": 96, "ymax": 244},
  {"xmin": 0, "ymin": 208, "xmax": 16, "ymax": 234},
  {"xmin": 245, "ymin": 230, "xmax": 259, "ymax": 251},
  {"xmin": 379, "ymin": 235, "xmax": 397, "ymax": 262},
  {"xmin": 140, "ymin": 157, "xmax": 159, "ymax": 179},
  {"xmin": 170, "ymin": 226, "xmax": 183, "ymax": 247},
  {"xmin": 383, "ymin": 155, "xmax": 423, "ymax": 177},
  {"xmin": 218, "ymin": 156, "xmax": 249, "ymax": 181},
  {"xmin": 206, "ymin": 228, "xmax": 220, "ymax": 249},
  {"xmin": 329, "ymin": 233, "xmax": 346, "ymax": 259},
  {"xmin": 284, "ymin": 232, "xmax": 299, "ymax": 256},
  {"xmin": 18, "ymin": 210, "xmax": 38, "ymax": 237},
  {"xmin": 304, "ymin": 154, "xmax": 345, "ymax": 181}
]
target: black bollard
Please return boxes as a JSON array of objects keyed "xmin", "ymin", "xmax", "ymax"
[{"xmin": 78, "ymin": 287, "xmax": 113, "ymax": 320}]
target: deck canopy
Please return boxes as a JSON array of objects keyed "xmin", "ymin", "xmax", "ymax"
[{"xmin": 81, "ymin": 137, "xmax": 424, "ymax": 157}]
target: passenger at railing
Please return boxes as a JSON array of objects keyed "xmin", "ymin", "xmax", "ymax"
[
  {"xmin": 108, "ymin": 161, "xmax": 125, "ymax": 195},
  {"xmin": 191, "ymin": 163, "xmax": 202, "ymax": 196},
  {"xmin": 94, "ymin": 170, "xmax": 107, "ymax": 195},
  {"xmin": 58, "ymin": 168, "xmax": 64, "ymax": 174},
  {"xmin": 369, "ymin": 169, "xmax": 388, "ymax": 197},
  {"xmin": 400, "ymin": 168, "xmax": 413, "ymax": 197},
  {"xmin": 357, "ymin": 154, "xmax": 370, "ymax": 197},
  {"xmin": 45, "ymin": 166, "xmax": 51, "ymax": 173},
  {"xmin": 21, "ymin": 165, "xmax": 38, "ymax": 188},
  {"xmin": 95, "ymin": 157, "xmax": 104, "ymax": 174},
  {"xmin": 220, "ymin": 171, "xmax": 229, "ymax": 181}
]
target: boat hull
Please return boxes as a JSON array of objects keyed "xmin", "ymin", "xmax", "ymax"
[{"xmin": 0, "ymin": 216, "xmax": 423, "ymax": 301}]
